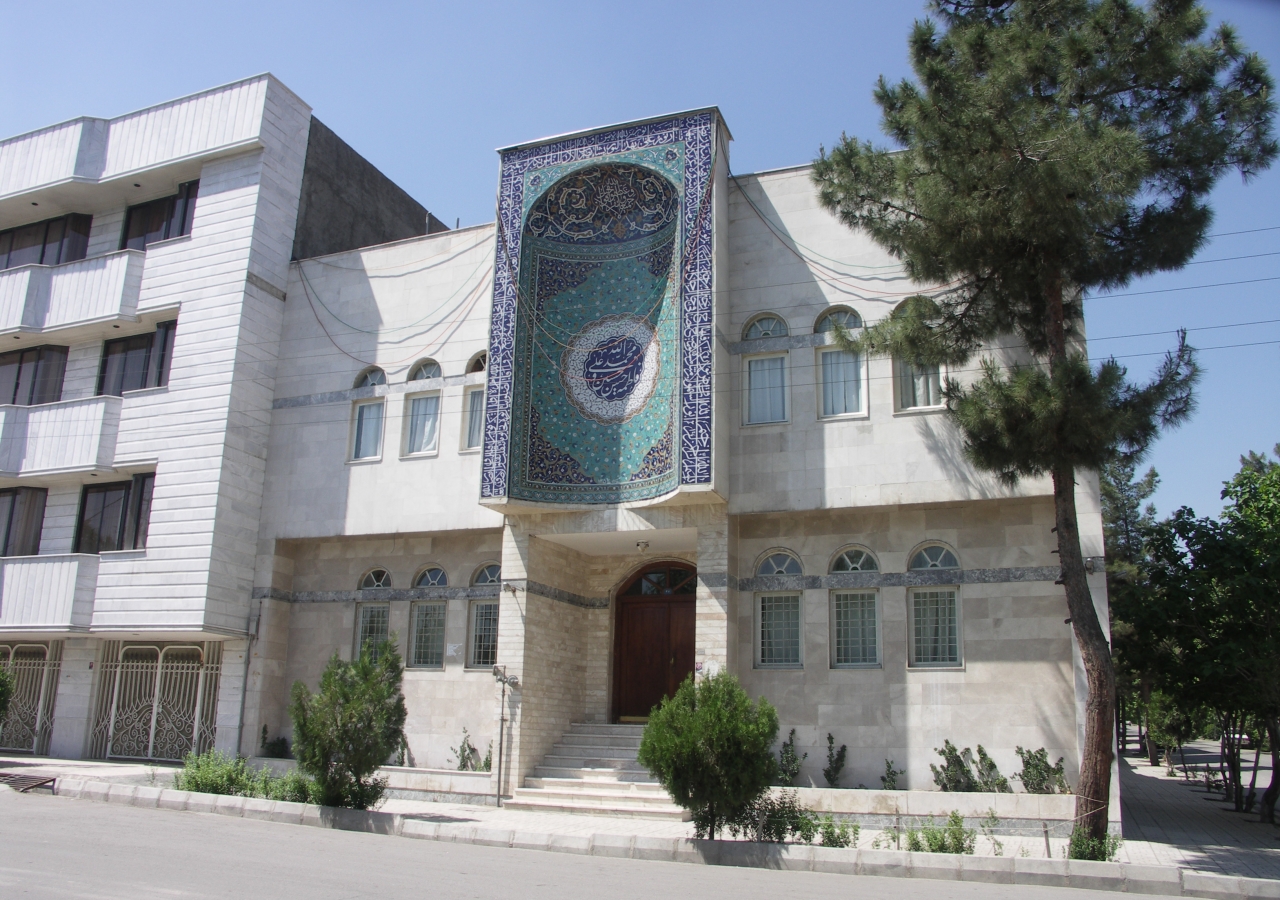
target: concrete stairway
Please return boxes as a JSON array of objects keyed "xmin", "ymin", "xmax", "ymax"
[{"xmin": 503, "ymin": 723, "xmax": 689, "ymax": 820}]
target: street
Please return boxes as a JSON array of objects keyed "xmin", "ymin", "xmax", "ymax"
[{"xmin": 0, "ymin": 789, "xmax": 1127, "ymax": 900}]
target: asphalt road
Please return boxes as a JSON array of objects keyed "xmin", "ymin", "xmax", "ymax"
[{"xmin": 0, "ymin": 788, "xmax": 1122, "ymax": 900}]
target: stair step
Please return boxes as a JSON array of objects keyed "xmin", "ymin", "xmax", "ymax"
[
  {"xmin": 523, "ymin": 777, "xmax": 667, "ymax": 793},
  {"xmin": 502, "ymin": 797, "xmax": 689, "ymax": 820},
  {"xmin": 549, "ymin": 743, "xmax": 641, "ymax": 758},
  {"xmin": 557, "ymin": 734, "xmax": 643, "ymax": 749},
  {"xmin": 563, "ymin": 723, "xmax": 646, "ymax": 736},
  {"xmin": 510, "ymin": 788, "xmax": 676, "ymax": 806},
  {"xmin": 531, "ymin": 766, "xmax": 658, "ymax": 782},
  {"xmin": 541, "ymin": 755, "xmax": 646, "ymax": 769}
]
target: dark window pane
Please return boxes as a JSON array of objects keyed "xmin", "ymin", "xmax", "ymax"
[
  {"xmin": 41, "ymin": 218, "xmax": 66, "ymax": 265},
  {"xmin": 30, "ymin": 347, "xmax": 66, "ymax": 405},
  {"xmin": 0, "ymin": 350, "xmax": 20, "ymax": 404},
  {"xmin": 0, "ymin": 232, "xmax": 11, "ymax": 268},
  {"xmin": 61, "ymin": 215, "xmax": 91, "ymax": 263},
  {"xmin": 7, "ymin": 222, "xmax": 47, "ymax": 267},
  {"xmin": 150, "ymin": 321, "xmax": 177, "ymax": 387},
  {"xmin": 124, "ymin": 473, "xmax": 154, "ymax": 550},
  {"xmin": 14, "ymin": 349, "xmax": 39, "ymax": 405},
  {"xmin": 6, "ymin": 488, "xmax": 46, "ymax": 556},
  {"xmin": 0, "ymin": 492, "xmax": 14, "ymax": 555},
  {"xmin": 98, "ymin": 334, "xmax": 152, "ymax": 396},
  {"xmin": 75, "ymin": 482, "xmax": 130, "ymax": 553},
  {"xmin": 122, "ymin": 198, "xmax": 174, "ymax": 251},
  {"xmin": 171, "ymin": 181, "xmax": 199, "ymax": 238}
]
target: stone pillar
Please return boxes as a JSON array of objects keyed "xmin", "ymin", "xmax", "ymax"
[
  {"xmin": 238, "ymin": 596, "xmax": 293, "ymax": 756},
  {"xmin": 214, "ymin": 638, "xmax": 250, "ymax": 755},
  {"xmin": 695, "ymin": 504, "xmax": 734, "ymax": 677},
  {"xmin": 494, "ymin": 520, "xmax": 528, "ymax": 798},
  {"xmin": 48, "ymin": 637, "xmax": 98, "ymax": 759}
]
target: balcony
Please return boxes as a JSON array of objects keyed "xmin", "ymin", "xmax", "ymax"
[
  {"xmin": 0, "ymin": 250, "xmax": 145, "ymax": 334},
  {"xmin": 0, "ymin": 396, "xmax": 122, "ymax": 478},
  {"xmin": 0, "ymin": 554, "xmax": 99, "ymax": 631}
]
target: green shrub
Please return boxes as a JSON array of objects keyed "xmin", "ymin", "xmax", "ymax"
[
  {"xmin": 261, "ymin": 768, "xmax": 318, "ymax": 803},
  {"xmin": 881, "ymin": 759, "xmax": 905, "ymax": 790},
  {"xmin": 819, "ymin": 814, "xmax": 857, "ymax": 848},
  {"xmin": 289, "ymin": 638, "xmax": 407, "ymax": 810},
  {"xmin": 638, "ymin": 671, "xmax": 779, "ymax": 839},
  {"xmin": 906, "ymin": 811, "xmax": 976, "ymax": 854},
  {"xmin": 452, "ymin": 728, "xmax": 481, "ymax": 771},
  {"xmin": 1015, "ymin": 746, "xmax": 1071, "ymax": 794},
  {"xmin": 776, "ymin": 728, "xmax": 806, "ymax": 786},
  {"xmin": 823, "ymin": 733, "xmax": 847, "ymax": 788},
  {"xmin": 259, "ymin": 725, "xmax": 292, "ymax": 760},
  {"xmin": 728, "ymin": 789, "xmax": 817, "ymax": 843},
  {"xmin": 173, "ymin": 750, "xmax": 254, "ymax": 795},
  {"xmin": 0, "ymin": 664, "xmax": 13, "ymax": 724},
  {"xmin": 973, "ymin": 746, "xmax": 1011, "ymax": 793},
  {"xmin": 1068, "ymin": 827, "xmax": 1122, "ymax": 861},
  {"xmin": 930, "ymin": 740, "xmax": 1010, "ymax": 792}
]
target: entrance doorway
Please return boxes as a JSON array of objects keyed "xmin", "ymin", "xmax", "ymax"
[{"xmin": 612, "ymin": 562, "xmax": 696, "ymax": 722}]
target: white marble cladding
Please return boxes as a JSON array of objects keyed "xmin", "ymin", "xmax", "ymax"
[
  {"xmin": 0, "ymin": 76, "xmax": 270, "ymax": 199},
  {"xmin": 0, "ymin": 554, "xmax": 99, "ymax": 631},
  {"xmin": 0, "ymin": 251, "xmax": 145, "ymax": 333},
  {"xmin": 0, "ymin": 396, "xmax": 121, "ymax": 476}
]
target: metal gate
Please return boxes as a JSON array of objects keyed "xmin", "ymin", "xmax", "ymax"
[
  {"xmin": 89, "ymin": 642, "xmax": 221, "ymax": 761},
  {"xmin": 0, "ymin": 643, "xmax": 61, "ymax": 755}
]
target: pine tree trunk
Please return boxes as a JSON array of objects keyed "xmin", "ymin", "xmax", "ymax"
[{"xmin": 1046, "ymin": 272, "xmax": 1115, "ymax": 843}]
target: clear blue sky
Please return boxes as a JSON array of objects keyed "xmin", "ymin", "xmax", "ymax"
[{"xmin": 3, "ymin": 1, "xmax": 1275, "ymax": 519}]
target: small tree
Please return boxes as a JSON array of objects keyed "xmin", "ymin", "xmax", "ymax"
[
  {"xmin": 289, "ymin": 638, "xmax": 407, "ymax": 809},
  {"xmin": 637, "ymin": 671, "xmax": 779, "ymax": 839},
  {"xmin": 824, "ymin": 733, "xmax": 848, "ymax": 788},
  {"xmin": 0, "ymin": 664, "xmax": 13, "ymax": 727},
  {"xmin": 776, "ymin": 728, "xmax": 806, "ymax": 786},
  {"xmin": 813, "ymin": 0, "xmax": 1275, "ymax": 841}
]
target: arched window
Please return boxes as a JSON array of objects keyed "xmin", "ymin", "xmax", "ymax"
[
  {"xmin": 830, "ymin": 547, "xmax": 878, "ymax": 572},
  {"xmin": 468, "ymin": 352, "xmax": 488, "ymax": 374},
  {"xmin": 910, "ymin": 545, "xmax": 959, "ymax": 570},
  {"xmin": 472, "ymin": 563, "xmax": 501, "ymax": 585},
  {"xmin": 756, "ymin": 551, "xmax": 802, "ymax": 576},
  {"xmin": 360, "ymin": 568, "xmax": 392, "ymax": 589},
  {"xmin": 744, "ymin": 314, "xmax": 788, "ymax": 341},
  {"xmin": 355, "ymin": 367, "xmax": 386, "ymax": 389},
  {"xmin": 815, "ymin": 308, "xmax": 862, "ymax": 333},
  {"xmin": 415, "ymin": 566, "xmax": 448, "ymax": 587},
  {"xmin": 408, "ymin": 359, "xmax": 442, "ymax": 381}
]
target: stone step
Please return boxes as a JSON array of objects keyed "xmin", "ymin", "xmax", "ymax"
[
  {"xmin": 540, "ymin": 754, "xmax": 646, "ymax": 769},
  {"xmin": 502, "ymin": 796, "xmax": 689, "ymax": 820},
  {"xmin": 523, "ymin": 776, "xmax": 667, "ymax": 793},
  {"xmin": 557, "ymin": 733, "xmax": 643, "ymax": 749},
  {"xmin": 562, "ymin": 723, "xmax": 646, "ymax": 737},
  {"xmin": 510, "ymin": 787, "xmax": 676, "ymax": 807},
  {"xmin": 531, "ymin": 765, "xmax": 658, "ymax": 782},
  {"xmin": 548, "ymin": 743, "xmax": 641, "ymax": 759}
]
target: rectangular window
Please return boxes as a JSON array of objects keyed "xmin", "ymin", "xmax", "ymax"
[
  {"xmin": 356, "ymin": 603, "xmax": 390, "ymax": 661},
  {"xmin": 97, "ymin": 321, "xmax": 177, "ymax": 396},
  {"xmin": 352, "ymin": 401, "xmax": 384, "ymax": 460},
  {"xmin": 410, "ymin": 602, "xmax": 446, "ymax": 668},
  {"xmin": 0, "ymin": 487, "xmax": 47, "ymax": 556},
  {"xmin": 0, "ymin": 214, "xmax": 90, "ymax": 271},
  {"xmin": 73, "ymin": 473, "xmax": 154, "ymax": 553},
  {"xmin": 0, "ymin": 346, "xmax": 67, "ymax": 405},
  {"xmin": 911, "ymin": 589, "xmax": 960, "ymax": 666},
  {"xmin": 746, "ymin": 355, "xmax": 787, "ymax": 424},
  {"xmin": 464, "ymin": 388, "xmax": 485, "ymax": 449},
  {"xmin": 405, "ymin": 393, "xmax": 440, "ymax": 455},
  {"xmin": 832, "ymin": 591, "xmax": 878, "ymax": 667},
  {"xmin": 468, "ymin": 600, "xmax": 499, "ymax": 668},
  {"xmin": 121, "ymin": 181, "xmax": 199, "ymax": 251},
  {"xmin": 897, "ymin": 359, "xmax": 943, "ymax": 410},
  {"xmin": 820, "ymin": 349, "xmax": 862, "ymax": 417},
  {"xmin": 758, "ymin": 593, "xmax": 801, "ymax": 667}
]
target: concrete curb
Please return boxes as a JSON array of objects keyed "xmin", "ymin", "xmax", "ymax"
[{"xmin": 50, "ymin": 777, "xmax": 1278, "ymax": 899}]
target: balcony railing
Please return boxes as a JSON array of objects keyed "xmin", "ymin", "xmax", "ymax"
[
  {"xmin": 0, "ymin": 396, "xmax": 122, "ymax": 476},
  {"xmin": 0, "ymin": 250, "xmax": 145, "ymax": 333},
  {"xmin": 0, "ymin": 553, "xmax": 99, "ymax": 631}
]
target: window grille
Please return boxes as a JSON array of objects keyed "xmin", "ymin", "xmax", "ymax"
[
  {"xmin": 912, "ymin": 590, "xmax": 959, "ymax": 666},
  {"xmin": 820, "ymin": 349, "xmax": 862, "ymax": 417},
  {"xmin": 898, "ymin": 359, "xmax": 942, "ymax": 409},
  {"xmin": 356, "ymin": 604, "xmax": 390, "ymax": 660},
  {"xmin": 406, "ymin": 394, "xmax": 440, "ymax": 454},
  {"xmin": 469, "ymin": 601, "xmax": 499, "ymax": 668},
  {"xmin": 746, "ymin": 356, "xmax": 786, "ymax": 424},
  {"xmin": 410, "ymin": 603, "xmax": 446, "ymax": 668},
  {"xmin": 758, "ymin": 593, "xmax": 801, "ymax": 666},
  {"xmin": 833, "ymin": 592, "xmax": 878, "ymax": 666}
]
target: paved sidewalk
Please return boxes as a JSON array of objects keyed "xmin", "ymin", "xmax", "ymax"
[{"xmin": 1117, "ymin": 743, "xmax": 1279, "ymax": 879}]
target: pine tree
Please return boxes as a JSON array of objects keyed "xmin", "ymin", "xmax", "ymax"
[{"xmin": 812, "ymin": 0, "xmax": 1275, "ymax": 841}]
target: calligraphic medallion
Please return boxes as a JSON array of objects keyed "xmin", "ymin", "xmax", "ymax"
[{"xmin": 560, "ymin": 314, "xmax": 660, "ymax": 425}]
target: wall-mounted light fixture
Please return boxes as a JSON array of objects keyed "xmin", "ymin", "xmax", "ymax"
[
  {"xmin": 492, "ymin": 665, "xmax": 520, "ymax": 807},
  {"xmin": 636, "ymin": 540, "xmax": 650, "ymax": 553}
]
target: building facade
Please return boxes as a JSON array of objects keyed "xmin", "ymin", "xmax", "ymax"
[{"xmin": 1, "ymin": 80, "xmax": 1109, "ymax": 799}]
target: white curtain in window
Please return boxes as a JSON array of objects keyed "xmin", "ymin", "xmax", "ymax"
[
  {"xmin": 353, "ymin": 403, "xmax": 383, "ymax": 459},
  {"xmin": 747, "ymin": 356, "xmax": 786, "ymax": 424},
  {"xmin": 898, "ymin": 359, "xmax": 942, "ymax": 409},
  {"xmin": 406, "ymin": 394, "xmax": 440, "ymax": 454},
  {"xmin": 465, "ymin": 390, "xmax": 485, "ymax": 449},
  {"xmin": 821, "ymin": 349, "xmax": 862, "ymax": 417}
]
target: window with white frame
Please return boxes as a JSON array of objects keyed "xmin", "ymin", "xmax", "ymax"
[
  {"xmin": 360, "ymin": 568, "xmax": 392, "ymax": 589},
  {"xmin": 468, "ymin": 600, "xmax": 499, "ymax": 668},
  {"xmin": 910, "ymin": 544, "xmax": 959, "ymax": 570},
  {"xmin": 819, "ymin": 348, "xmax": 863, "ymax": 417},
  {"xmin": 404, "ymin": 393, "xmax": 440, "ymax": 455},
  {"xmin": 415, "ymin": 566, "xmax": 447, "ymax": 587},
  {"xmin": 472, "ymin": 563, "xmax": 501, "ymax": 585},
  {"xmin": 757, "ymin": 551, "xmax": 802, "ymax": 576},
  {"xmin": 746, "ymin": 355, "xmax": 787, "ymax": 424},
  {"xmin": 355, "ymin": 367, "xmax": 386, "ymax": 388},
  {"xmin": 831, "ymin": 547, "xmax": 878, "ymax": 572},
  {"xmin": 352, "ymin": 400, "xmax": 384, "ymax": 460},
  {"xmin": 815, "ymin": 308, "xmax": 862, "ymax": 334},
  {"xmin": 464, "ymin": 387, "xmax": 485, "ymax": 449},
  {"xmin": 897, "ymin": 358, "xmax": 943, "ymax": 410},
  {"xmin": 410, "ymin": 602, "xmax": 446, "ymax": 668},
  {"xmin": 911, "ymin": 589, "xmax": 960, "ymax": 666},
  {"xmin": 356, "ymin": 603, "xmax": 389, "ymax": 660},
  {"xmin": 757, "ymin": 593, "xmax": 801, "ymax": 667},
  {"xmin": 744, "ymin": 314, "xmax": 788, "ymax": 340},
  {"xmin": 831, "ymin": 591, "xmax": 879, "ymax": 667},
  {"xmin": 408, "ymin": 359, "xmax": 441, "ymax": 381}
]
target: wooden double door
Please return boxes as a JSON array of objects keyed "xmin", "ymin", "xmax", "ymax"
[{"xmin": 612, "ymin": 563, "xmax": 696, "ymax": 722}]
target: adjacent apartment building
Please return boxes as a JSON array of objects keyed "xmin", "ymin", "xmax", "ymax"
[{"xmin": 0, "ymin": 78, "xmax": 1109, "ymax": 804}]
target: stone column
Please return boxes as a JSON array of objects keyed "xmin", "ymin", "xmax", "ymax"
[
  {"xmin": 48, "ymin": 637, "xmax": 98, "ymax": 759},
  {"xmin": 214, "ymin": 638, "xmax": 250, "ymax": 755},
  {"xmin": 238, "ymin": 596, "xmax": 292, "ymax": 756},
  {"xmin": 494, "ymin": 519, "xmax": 528, "ymax": 798},
  {"xmin": 695, "ymin": 504, "xmax": 735, "ymax": 677}
]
